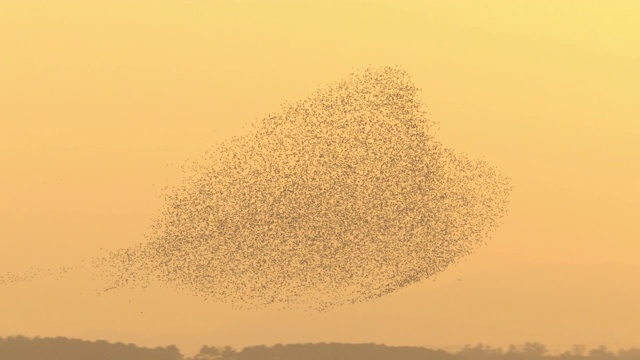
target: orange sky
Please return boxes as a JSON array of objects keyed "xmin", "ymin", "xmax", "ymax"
[{"xmin": 1, "ymin": 0, "xmax": 639, "ymax": 357}]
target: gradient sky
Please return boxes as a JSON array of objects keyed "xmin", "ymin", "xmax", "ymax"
[{"xmin": 1, "ymin": 0, "xmax": 639, "ymax": 357}]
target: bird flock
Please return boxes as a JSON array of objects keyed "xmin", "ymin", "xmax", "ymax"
[
  {"xmin": 0, "ymin": 265, "xmax": 82, "ymax": 286},
  {"xmin": 13, "ymin": 66, "xmax": 514, "ymax": 312}
]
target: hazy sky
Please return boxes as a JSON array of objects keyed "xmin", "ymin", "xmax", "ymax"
[{"xmin": 1, "ymin": 0, "xmax": 639, "ymax": 357}]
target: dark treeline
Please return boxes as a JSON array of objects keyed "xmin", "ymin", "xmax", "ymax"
[
  {"xmin": 0, "ymin": 336, "xmax": 182, "ymax": 360},
  {"xmin": 2, "ymin": 336, "xmax": 640, "ymax": 360},
  {"xmin": 456, "ymin": 343, "xmax": 640, "ymax": 360}
]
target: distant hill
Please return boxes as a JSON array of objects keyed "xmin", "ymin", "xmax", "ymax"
[
  {"xmin": 197, "ymin": 343, "xmax": 463, "ymax": 360},
  {"xmin": 0, "ymin": 336, "xmax": 182, "ymax": 360}
]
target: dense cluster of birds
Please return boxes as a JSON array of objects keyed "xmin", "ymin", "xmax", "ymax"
[{"xmin": 93, "ymin": 66, "xmax": 510, "ymax": 311}]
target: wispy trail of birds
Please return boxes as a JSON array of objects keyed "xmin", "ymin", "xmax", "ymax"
[
  {"xmin": 3, "ymin": 66, "xmax": 512, "ymax": 312},
  {"xmin": 0, "ymin": 264, "xmax": 84, "ymax": 286}
]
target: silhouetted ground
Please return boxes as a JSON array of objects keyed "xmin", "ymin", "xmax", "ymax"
[
  {"xmin": 192, "ymin": 343, "xmax": 461, "ymax": 360},
  {"xmin": 1, "ymin": 336, "xmax": 640, "ymax": 360},
  {"xmin": 0, "ymin": 336, "xmax": 181, "ymax": 360}
]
